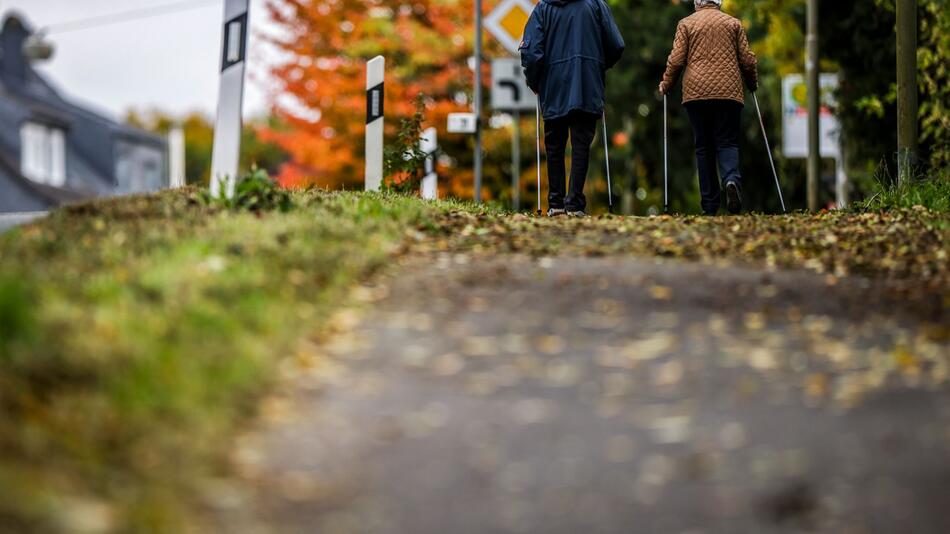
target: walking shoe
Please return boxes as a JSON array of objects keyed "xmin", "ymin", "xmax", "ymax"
[
  {"xmin": 567, "ymin": 210, "xmax": 589, "ymax": 218},
  {"xmin": 547, "ymin": 208, "xmax": 566, "ymax": 217},
  {"xmin": 725, "ymin": 181, "xmax": 743, "ymax": 215}
]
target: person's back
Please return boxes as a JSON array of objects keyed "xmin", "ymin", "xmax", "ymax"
[
  {"xmin": 521, "ymin": 0, "xmax": 624, "ymax": 120},
  {"xmin": 659, "ymin": 0, "xmax": 758, "ymax": 216},
  {"xmin": 521, "ymin": 0, "xmax": 624, "ymax": 217},
  {"xmin": 662, "ymin": 5, "xmax": 757, "ymax": 105}
]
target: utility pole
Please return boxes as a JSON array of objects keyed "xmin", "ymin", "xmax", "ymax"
[
  {"xmin": 896, "ymin": 0, "xmax": 918, "ymax": 185},
  {"xmin": 805, "ymin": 0, "xmax": 820, "ymax": 212},
  {"xmin": 473, "ymin": 0, "xmax": 483, "ymax": 203}
]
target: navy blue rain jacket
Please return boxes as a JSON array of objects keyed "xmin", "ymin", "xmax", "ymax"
[{"xmin": 520, "ymin": 0, "xmax": 625, "ymax": 120}]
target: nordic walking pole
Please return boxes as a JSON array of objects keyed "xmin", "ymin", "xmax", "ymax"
[
  {"xmin": 602, "ymin": 111, "xmax": 613, "ymax": 213},
  {"xmin": 663, "ymin": 94, "xmax": 669, "ymax": 213},
  {"xmin": 536, "ymin": 100, "xmax": 543, "ymax": 216},
  {"xmin": 752, "ymin": 92, "xmax": 787, "ymax": 213}
]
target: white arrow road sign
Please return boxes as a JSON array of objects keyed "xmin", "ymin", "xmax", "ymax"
[
  {"xmin": 485, "ymin": 0, "xmax": 536, "ymax": 55},
  {"xmin": 210, "ymin": 0, "xmax": 250, "ymax": 199},
  {"xmin": 491, "ymin": 58, "xmax": 537, "ymax": 111}
]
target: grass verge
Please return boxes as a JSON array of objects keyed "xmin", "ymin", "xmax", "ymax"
[
  {"xmin": 0, "ymin": 189, "xmax": 453, "ymax": 532},
  {"xmin": 861, "ymin": 167, "xmax": 950, "ymax": 212}
]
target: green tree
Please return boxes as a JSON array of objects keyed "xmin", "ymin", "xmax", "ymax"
[
  {"xmin": 918, "ymin": 0, "xmax": 949, "ymax": 169},
  {"xmin": 818, "ymin": 0, "xmax": 948, "ymax": 180}
]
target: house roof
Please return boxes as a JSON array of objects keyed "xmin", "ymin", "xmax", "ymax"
[{"xmin": 0, "ymin": 13, "xmax": 167, "ymax": 211}]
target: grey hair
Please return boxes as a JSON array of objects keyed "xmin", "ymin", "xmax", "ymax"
[{"xmin": 694, "ymin": 0, "xmax": 723, "ymax": 8}]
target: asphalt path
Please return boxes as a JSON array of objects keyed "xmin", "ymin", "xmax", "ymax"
[{"xmin": 216, "ymin": 255, "xmax": 949, "ymax": 534}]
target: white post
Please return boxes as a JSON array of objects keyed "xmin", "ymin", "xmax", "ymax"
[
  {"xmin": 365, "ymin": 56, "xmax": 385, "ymax": 192},
  {"xmin": 209, "ymin": 0, "xmax": 250, "ymax": 199},
  {"xmin": 168, "ymin": 127, "xmax": 186, "ymax": 188},
  {"xmin": 836, "ymin": 158, "xmax": 849, "ymax": 209},
  {"xmin": 421, "ymin": 127, "xmax": 438, "ymax": 199}
]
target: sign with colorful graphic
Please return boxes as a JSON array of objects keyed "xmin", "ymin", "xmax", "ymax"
[{"xmin": 782, "ymin": 74, "xmax": 842, "ymax": 159}]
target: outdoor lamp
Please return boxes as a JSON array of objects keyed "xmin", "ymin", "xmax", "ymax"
[{"xmin": 24, "ymin": 32, "xmax": 54, "ymax": 62}]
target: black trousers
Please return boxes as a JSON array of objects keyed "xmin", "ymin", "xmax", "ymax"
[
  {"xmin": 544, "ymin": 110, "xmax": 599, "ymax": 212},
  {"xmin": 685, "ymin": 100, "xmax": 743, "ymax": 215}
]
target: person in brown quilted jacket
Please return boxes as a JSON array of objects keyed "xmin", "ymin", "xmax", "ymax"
[{"xmin": 658, "ymin": 0, "xmax": 758, "ymax": 215}]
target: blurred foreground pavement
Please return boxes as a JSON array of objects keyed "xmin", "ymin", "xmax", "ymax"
[{"xmin": 216, "ymin": 255, "xmax": 949, "ymax": 534}]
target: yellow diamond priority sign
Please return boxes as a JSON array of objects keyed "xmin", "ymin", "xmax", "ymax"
[{"xmin": 485, "ymin": 0, "xmax": 536, "ymax": 55}]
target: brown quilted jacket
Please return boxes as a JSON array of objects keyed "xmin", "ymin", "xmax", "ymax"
[{"xmin": 659, "ymin": 7, "xmax": 758, "ymax": 105}]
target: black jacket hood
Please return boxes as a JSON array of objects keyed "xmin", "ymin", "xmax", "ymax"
[{"xmin": 544, "ymin": 0, "xmax": 581, "ymax": 6}]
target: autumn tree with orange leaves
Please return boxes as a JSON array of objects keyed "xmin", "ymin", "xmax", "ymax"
[{"xmin": 263, "ymin": 0, "xmax": 519, "ymax": 199}]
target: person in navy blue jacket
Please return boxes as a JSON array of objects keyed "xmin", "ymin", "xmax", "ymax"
[{"xmin": 520, "ymin": 0, "xmax": 625, "ymax": 217}]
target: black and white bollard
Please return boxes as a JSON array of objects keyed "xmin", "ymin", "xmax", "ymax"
[
  {"xmin": 421, "ymin": 127, "xmax": 438, "ymax": 199},
  {"xmin": 210, "ymin": 0, "xmax": 250, "ymax": 199},
  {"xmin": 365, "ymin": 56, "xmax": 385, "ymax": 192}
]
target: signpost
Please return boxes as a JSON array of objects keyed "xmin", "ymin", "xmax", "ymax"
[
  {"xmin": 782, "ymin": 74, "xmax": 848, "ymax": 208},
  {"xmin": 421, "ymin": 127, "xmax": 438, "ymax": 200},
  {"xmin": 365, "ymin": 56, "xmax": 385, "ymax": 192},
  {"xmin": 491, "ymin": 58, "xmax": 536, "ymax": 210},
  {"xmin": 805, "ymin": 0, "xmax": 819, "ymax": 211},
  {"xmin": 209, "ymin": 0, "xmax": 250, "ymax": 199},
  {"xmin": 474, "ymin": 0, "xmax": 483, "ymax": 203}
]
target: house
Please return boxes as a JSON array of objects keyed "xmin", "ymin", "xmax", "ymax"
[{"xmin": 0, "ymin": 13, "xmax": 168, "ymax": 214}]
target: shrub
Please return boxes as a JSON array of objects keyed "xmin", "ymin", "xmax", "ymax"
[
  {"xmin": 202, "ymin": 168, "xmax": 294, "ymax": 212},
  {"xmin": 383, "ymin": 94, "xmax": 431, "ymax": 194}
]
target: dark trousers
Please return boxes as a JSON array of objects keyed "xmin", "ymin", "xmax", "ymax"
[
  {"xmin": 544, "ymin": 111, "xmax": 598, "ymax": 212},
  {"xmin": 685, "ymin": 100, "xmax": 743, "ymax": 215}
]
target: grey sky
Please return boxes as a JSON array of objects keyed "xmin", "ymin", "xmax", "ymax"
[{"xmin": 0, "ymin": 0, "xmax": 282, "ymax": 120}]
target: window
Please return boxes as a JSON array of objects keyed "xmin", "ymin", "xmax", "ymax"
[
  {"xmin": 115, "ymin": 141, "xmax": 165, "ymax": 193},
  {"xmin": 20, "ymin": 122, "xmax": 66, "ymax": 187}
]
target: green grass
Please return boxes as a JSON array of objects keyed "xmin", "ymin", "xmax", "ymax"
[
  {"xmin": 861, "ymin": 167, "xmax": 950, "ymax": 212},
  {"xmin": 0, "ymin": 189, "xmax": 451, "ymax": 532}
]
